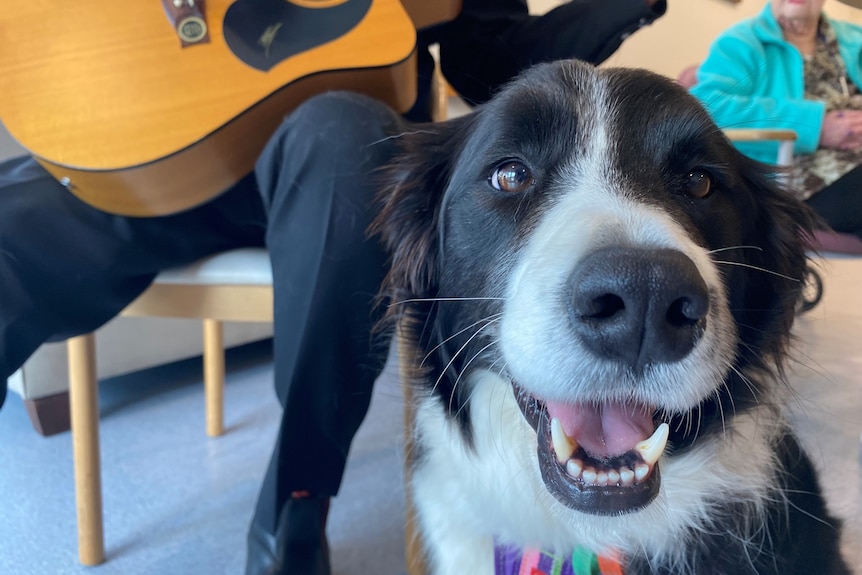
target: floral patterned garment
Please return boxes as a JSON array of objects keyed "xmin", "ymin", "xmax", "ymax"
[
  {"xmin": 493, "ymin": 542, "xmax": 625, "ymax": 575},
  {"xmin": 792, "ymin": 18, "xmax": 862, "ymax": 200}
]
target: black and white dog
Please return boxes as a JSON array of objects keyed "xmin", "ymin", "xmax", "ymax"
[{"xmin": 374, "ymin": 60, "xmax": 850, "ymax": 574}]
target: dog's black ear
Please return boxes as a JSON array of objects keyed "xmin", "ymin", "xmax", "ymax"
[
  {"xmin": 371, "ymin": 115, "xmax": 475, "ymax": 318},
  {"xmin": 736, "ymin": 157, "xmax": 820, "ymax": 366}
]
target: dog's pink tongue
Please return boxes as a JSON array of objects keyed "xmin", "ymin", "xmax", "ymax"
[{"xmin": 546, "ymin": 401, "xmax": 654, "ymax": 458}]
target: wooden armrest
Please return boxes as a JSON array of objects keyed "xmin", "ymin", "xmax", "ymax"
[
  {"xmin": 722, "ymin": 128, "xmax": 797, "ymax": 142},
  {"xmin": 723, "ymin": 128, "xmax": 797, "ymax": 166}
]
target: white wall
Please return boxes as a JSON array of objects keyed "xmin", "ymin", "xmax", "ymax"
[{"xmin": 529, "ymin": 0, "xmax": 862, "ymax": 80}]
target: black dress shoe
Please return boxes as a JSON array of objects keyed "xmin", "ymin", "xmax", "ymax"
[{"xmin": 245, "ymin": 497, "xmax": 331, "ymax": 575}]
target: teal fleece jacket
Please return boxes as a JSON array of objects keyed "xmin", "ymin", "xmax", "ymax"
[{"xmin": 690, "ymin": 3, "xmax": 862, "ymax": 164}]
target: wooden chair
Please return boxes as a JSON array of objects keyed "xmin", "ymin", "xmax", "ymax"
[
  {"xmin": 65, "ymin": 65, "xmax": 454, "ymax": 566},
  {"xmin": 67, "ymin": 247, "xmax": 273, "ymax": 565}
]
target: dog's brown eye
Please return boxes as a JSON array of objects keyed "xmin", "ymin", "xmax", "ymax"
[
  {"xmin": 685, "ymin": 170, "xmax": 712, "ymax": 199},
  {"xmin": 491, "ymin": 161, "xmax": 533, "ymax": 193}
]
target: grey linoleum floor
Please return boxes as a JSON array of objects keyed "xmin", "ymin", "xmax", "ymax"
[
  {"xmin": 1, "ymin": 264, "xmax": 862, "ymax": 575},
  {"xmin": 0, "ymin": 341, "xmax": 409, "ymax": 575}
]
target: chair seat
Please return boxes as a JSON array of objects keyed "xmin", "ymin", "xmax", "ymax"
[
  {"xmin": 155, "ymin": 248, "xmax": 272, "ymax": 286},
  {"xmin": 808, "ymin": 229, "xmax": 862, "ymax": 255},
  {"xmin": 67, "ymin": 246, "xmax": 275, "ymax": 566}
]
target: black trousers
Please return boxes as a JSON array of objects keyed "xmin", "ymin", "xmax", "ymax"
[
  {"xmin": 805, "ymin": 163, "xmax": 862, "ymax": 239},
  {"xmin": 0, "ymin": 92, "xmax": 407, "ymax": 536}
]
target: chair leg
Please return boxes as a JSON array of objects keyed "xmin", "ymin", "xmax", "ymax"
[
  {"xmin": 203, "ymin": 319, "xmax": 225, "ymax": 437},
  {"xmin": 67, "ymin": 333, "xmax": 105, "ymax": 566}
]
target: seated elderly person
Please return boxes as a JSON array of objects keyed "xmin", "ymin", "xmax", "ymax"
[{"xmin": 690, "ymin": 0, "xmax": 862, "ymax": 244}]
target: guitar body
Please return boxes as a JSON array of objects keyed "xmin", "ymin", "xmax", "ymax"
[{"xmin": 0, "ymin": 0, "xmax": 419, "ymax": 215}]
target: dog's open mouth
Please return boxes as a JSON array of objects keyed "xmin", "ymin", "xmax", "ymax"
[{"xmin": 514, "ymin": 385, "xmax": 667, "ymax": 516}]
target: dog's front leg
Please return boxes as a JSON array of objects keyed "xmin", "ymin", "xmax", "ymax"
[
  {"xmin": 410, "ymin": 473, "xmax": 496, "ymax": 575},
  {"xmin": 408, "ymin": 396, "xmax": 497, "ymax": 575}
]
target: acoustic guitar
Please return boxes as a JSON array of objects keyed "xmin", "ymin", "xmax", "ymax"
[{"xmin": 0, "ymin": 0, "xmax": 459, "ymax": 216}]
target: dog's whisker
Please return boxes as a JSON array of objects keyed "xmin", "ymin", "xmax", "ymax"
[
  {"xmin": 684, "ymin": 408, "xmax": 695, "ymax": 439},
  {"xmin": 496, "ymin": 362, "xmax": 508, "ymax": 379},
  {"xmin": 782, "ymin": 495, "xmax": 840, "ymax": 529},
  {"xmin": 389, "ymin": 296, "xmax": 506, "ymax": 308},
  {"xmin": 711, "ymin": 260, "xmax": 802, "ymax": 282},
  {"xmin": 711, "ymin": 387, "xmax": 728, "ymax": 440},
  {"xmin": 729, "ymin": 365, "xmax": 761, "ymax": 403},
  {"xmin": 430, "ymin": 317, "xmax": 499, "ymax": 397},
  {"xmin": 676, "ymin": 404, "xmax": 703, "ymax": 446},
  {"xmin": 420, "ymin": 313, "xmax": 502, "ymax": 368},
  {"xmin": 706, "ymin": 245, "xmax": 764, "ymax": 255},
  {"xmin": 484, "ymin": 354, "xmax": 507, "ymax": 374},
  {"xmin": 369, "ymin": 128, "xmax": 440, "ymax": 146},
  {"xmin": 684, "ymin": 409, "xmax": 696, "ymax": 442},
  {"xmin": 695, "ymin": 407, "xmax": 704, "ymax": 443},
  {"xmin": 733, "ymin": 338, "xmax": 764, "ymax": 358},
  {"xmin": 450, "ymin": 339, "xmax": 499, "ymax": 415},
  {"xmin": 720, "ymin": 377, "xmax": 739, "ymax": 419},
  {"xmin": 669, "ymin": 407, "xmax": 687, "ymax": 435}
]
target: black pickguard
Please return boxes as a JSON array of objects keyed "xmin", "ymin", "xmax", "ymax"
[{"xmin": 223, "ymin": 0, "xmax": 373, "ymax": 72}]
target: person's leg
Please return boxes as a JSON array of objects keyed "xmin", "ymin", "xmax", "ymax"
[
  {"xmin": 0, "ymin": 156, "xmax": 266, "ymax": 408},
  {"xmin": 246, "ymin": 92, "xmax": 409, "ymax": 575},
  {"xmin": 805, "ymin": 164, "xmax": 862, "ymax": 239}
]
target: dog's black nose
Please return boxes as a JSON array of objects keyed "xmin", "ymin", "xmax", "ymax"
[{"xmin": 568, "ymin": 247, "xmax": 709, "ymax": 370}]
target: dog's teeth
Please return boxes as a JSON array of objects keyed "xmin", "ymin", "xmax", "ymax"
[
  {"xmin": 566, "ymin": 459, "xmax": 583, "ymax": 478},
  {"xmin": 635, "ymin": 422, "xmax": 669, "ymax": 466},
  {"xmin": 552, "ymin": 419, "xmax": 664, "ymax": 487},
  {"xmin": 619, "ymin": 467, "xmax": 634, "ymax": 486},
  {"xmin": 551, "ymin": 417, "xmax": 577, "ymax": 463}
]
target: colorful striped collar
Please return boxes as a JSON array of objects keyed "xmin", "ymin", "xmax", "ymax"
[{"xmin": 494, "ymin": 542, "xmax": 624, "ymax": 575}]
